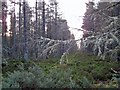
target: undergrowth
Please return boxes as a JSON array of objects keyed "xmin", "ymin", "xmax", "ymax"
[{"xmin": 2, "ymin": 51, "xmax": 119, "ymax": 88}]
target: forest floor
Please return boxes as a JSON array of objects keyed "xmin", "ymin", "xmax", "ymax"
[{"xmin": 2, "ymin": 51, "xmax": 120, "ymax": 88}]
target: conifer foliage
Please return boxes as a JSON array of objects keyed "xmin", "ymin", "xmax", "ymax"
[
  {"xmin": 81, "ymin": 1, "xmax": 120, "ymax": 61},
  {"xmin": 2, "ymin": 0, "xmax": 77, "ymax": 61}
]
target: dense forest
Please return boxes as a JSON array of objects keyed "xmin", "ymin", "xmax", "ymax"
[{"xmin": 1, "ymin": 0, "xmax": 120, "ymax": 89}]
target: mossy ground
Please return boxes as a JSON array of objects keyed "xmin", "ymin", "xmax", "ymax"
[{"xmin": 2, "ymin": 51, "xmax": 119, "ymax": 88}]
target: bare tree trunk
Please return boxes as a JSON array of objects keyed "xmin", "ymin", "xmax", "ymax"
[
  {"xmin": 23, "ymin": 0, "xmax": 28, "ymax": 61},
  {"xmin": 54, "ymin": 2, "xmax": 57, "ymax": 38},
  {"xmin": 13, "ymin": 0, "xmax": 17, "ymax": 59},
  {"xmin": 2, "ymin": 1, "xmax": 7, "ymax": 58},
  {"xmin": 19, "ymin": 0, "xmax": 22, "ymax": 59},
  {"xmin": 42, "ymin": 0, "xmax": 45, "ymax": 37},
  {"xmin": 34, "ymin": 0, "xmax": 38, "ymax": 59}
]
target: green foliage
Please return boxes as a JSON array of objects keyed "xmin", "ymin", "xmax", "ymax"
[
  {"xmin": 2, "ymin": 52, "xmax": 118, "ymax": 88},
  {"xmin": 2, "ymin": 63, "xmax": 84, "ymax": 88},
  {"xmin": 112, "ymin": 73, "xmax": 120, "ymax": 88},
  {"xmin": 80, "ymin": 77, "xmax": 92, "ymax": 88},
  {"xmin": 2, "ymin": 63, "xmax": 44, "ymax": 88},
  {"xmin": 68, "ymin": 52, "xmax": 118, "ymax": 81},
  {"xmin": 2, "ymin": 60, "xmax": 24, "ymax": 77}
]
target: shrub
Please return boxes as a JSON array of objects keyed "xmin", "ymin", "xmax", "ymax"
[
  {"xmin": 2, "ymin": 63, "xmax": 46, "ymax": 88},
  {"xmin": 2, "ymin": 63, "xmax": 86, "ymax": 88}
]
